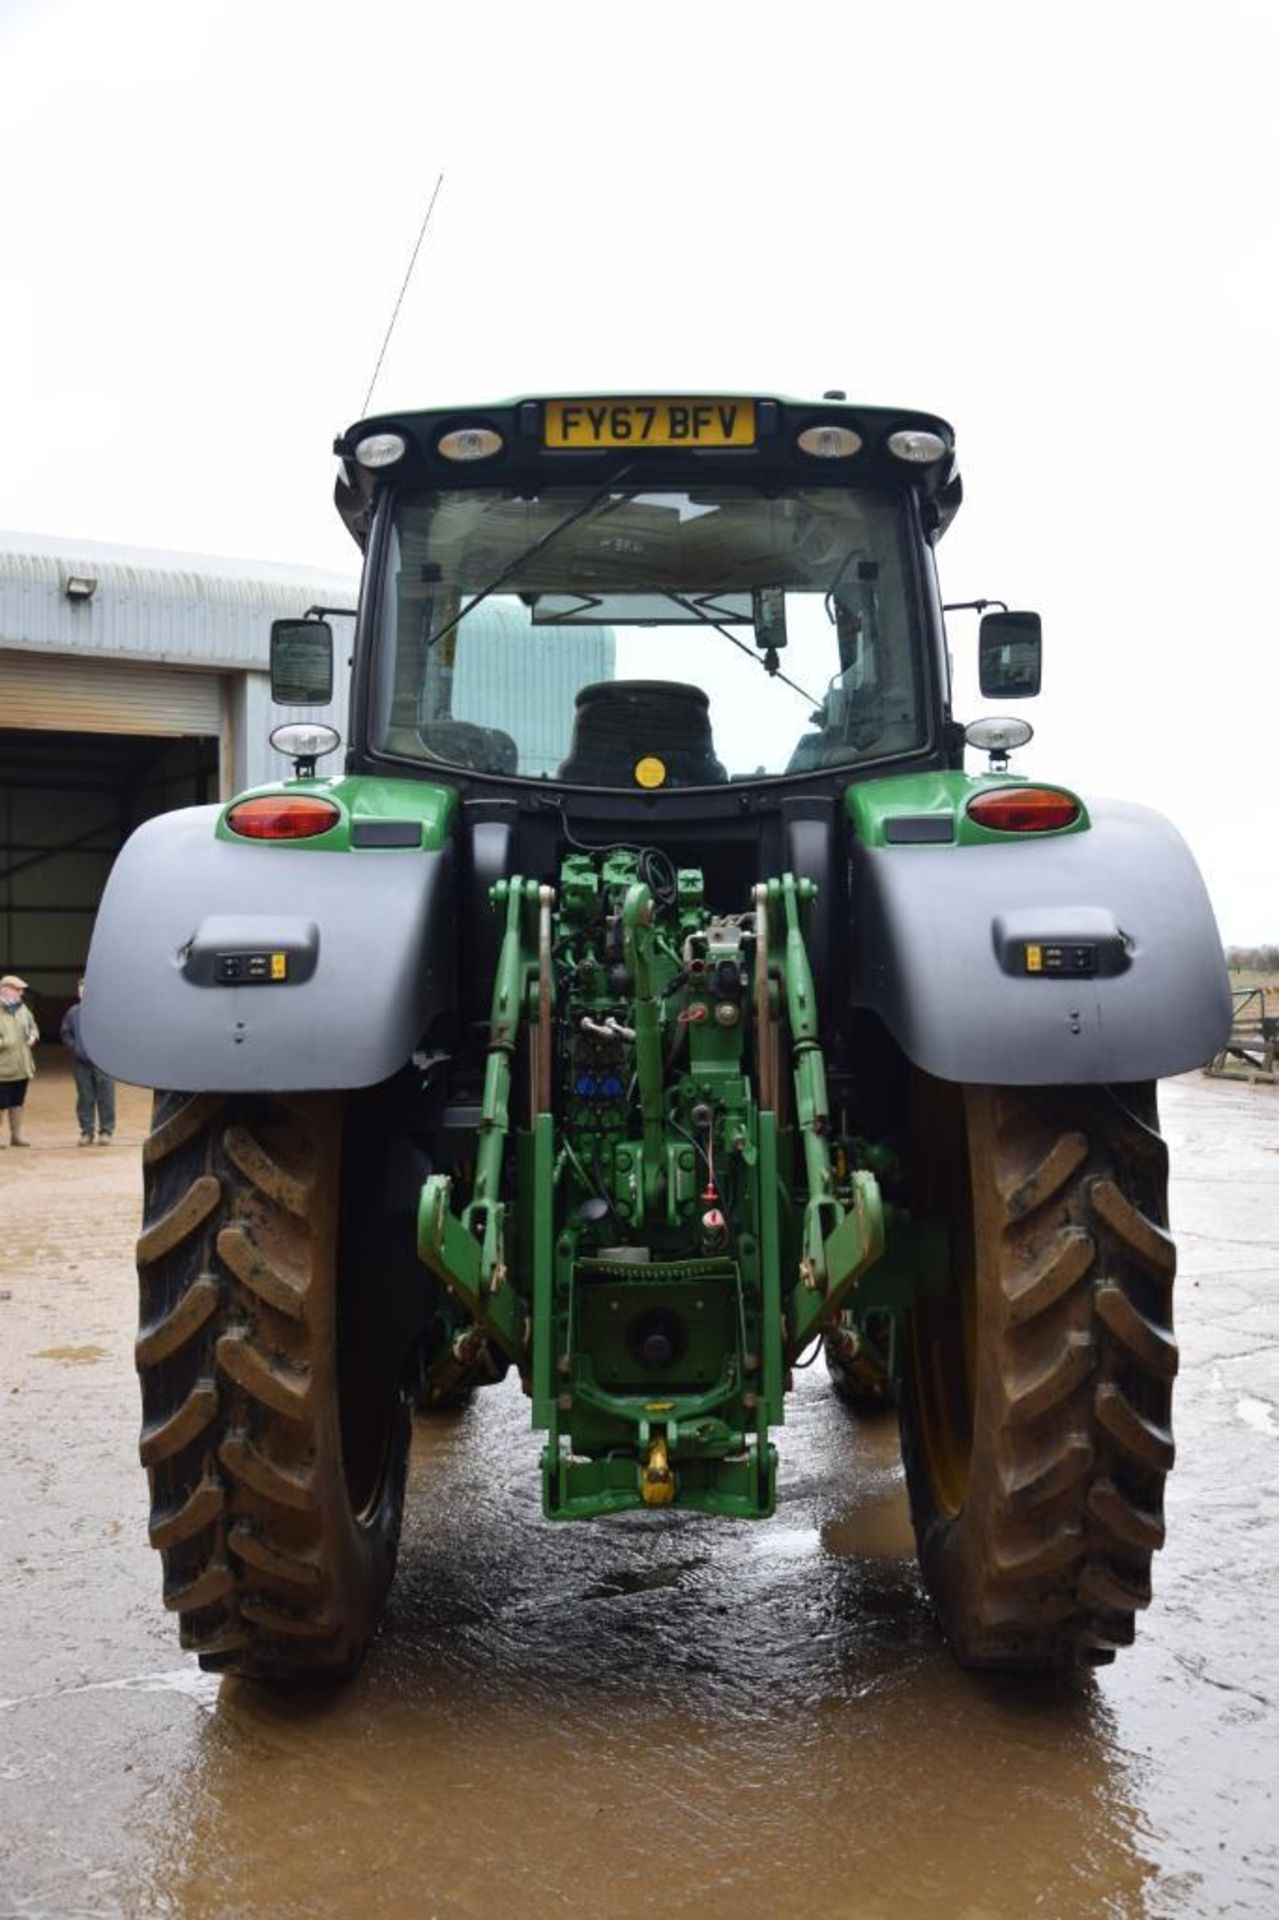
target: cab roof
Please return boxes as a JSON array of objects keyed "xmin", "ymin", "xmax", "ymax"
[{"xmin": 332, "ymin": 394, "xmax": 961, "ymax": 548}]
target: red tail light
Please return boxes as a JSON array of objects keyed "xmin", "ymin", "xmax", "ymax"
[
  {"xmin": 226, "ymin": 795, "xmax": 341, "ymax": 840},
  {"xmin": 966, "ymin": 787, "xmax": 1081, "ymax": 833}
]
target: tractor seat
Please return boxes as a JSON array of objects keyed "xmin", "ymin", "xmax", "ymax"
[{"xmin": 556, "ymin": 681, "xmax": 727, "ymax": 787}]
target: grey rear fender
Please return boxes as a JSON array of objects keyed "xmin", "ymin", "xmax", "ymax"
[
  {"xmin": 83, "ymin": 806, "xmax": 454, "ymax": 1091},
  {"xmin": 851, "ymin": 796, "xmax": 1232, "ymax": 1085}
]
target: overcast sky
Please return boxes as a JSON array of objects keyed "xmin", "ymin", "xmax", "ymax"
[{"xmin": 1, "ymin": 0, "xmax": 1274, "ymax": 940}]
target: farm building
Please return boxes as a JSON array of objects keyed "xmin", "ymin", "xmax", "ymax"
[{"xmin": 0, "ymin": 529, "xmax": 357, "ymax": 1014}]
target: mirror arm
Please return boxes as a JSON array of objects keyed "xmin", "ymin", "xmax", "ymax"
[{"xmin": 941, "ymin": 598, "xmax": 1008, "ymax": 615}]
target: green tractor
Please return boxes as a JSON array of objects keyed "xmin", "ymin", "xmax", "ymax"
[{"xmin": 85, "ymin": 395, "xmax": 1230, "ymax": 1680}]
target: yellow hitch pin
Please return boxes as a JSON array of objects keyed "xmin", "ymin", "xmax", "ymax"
[{"xmin": 641, "ymin": 1433, "xmax": 676, "ymax": 1507}]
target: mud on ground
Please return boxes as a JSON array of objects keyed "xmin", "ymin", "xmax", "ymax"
[{"xmin": 1, "ymin": 1060, "xmax": 1276, "ymax": 1919}]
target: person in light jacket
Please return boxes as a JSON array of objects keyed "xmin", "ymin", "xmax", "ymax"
[
  {"xmin": 0, "ymin": 974, "xmax": 39, "ymax": 1147},
  {"xmin": 60, "ymin": 978, "xmax": 116, "ymax": 1145}
]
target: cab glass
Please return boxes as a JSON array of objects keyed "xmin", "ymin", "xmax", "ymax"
[{"xmin": 371, "ymin": 486, "xmax": 927, "ymax": 786}]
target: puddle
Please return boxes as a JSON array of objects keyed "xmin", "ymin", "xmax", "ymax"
[{"xmin": 821, "ymin": 1487, "xmax": 916, "ymax": 1560}]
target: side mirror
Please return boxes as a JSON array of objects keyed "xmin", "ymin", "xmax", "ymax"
[
  {"xmin": 270, "ymin": 619, "xmax": 334, "ymax": 705},
  {"xmin": 752, "ymin": 587, "xmax": 788, "ymax": 651},
  {"xmin": 752, "ymin": 588, "xmax": 788, "ymax": 673},
  {"xmin": 979, "ymin": 610, "xmax": 1041, "ymax": 698}
]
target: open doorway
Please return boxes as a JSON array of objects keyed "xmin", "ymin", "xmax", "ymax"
[{"xmin": 0, "ymin": 728, "xmax": 220, "ymax": 1040}]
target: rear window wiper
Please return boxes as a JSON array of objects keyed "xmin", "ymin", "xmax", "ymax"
[
  {"xmin": 425, "ymin": 469, "xmax": 634, "ymax": 653},
  {"xmin": 664, "ymin": 593, "xmax": 819, "ymax": 709}
]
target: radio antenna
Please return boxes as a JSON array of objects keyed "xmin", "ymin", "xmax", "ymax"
[{"xmin": 360, "ymin": 170, "xmax": 445, "ymax": 417}]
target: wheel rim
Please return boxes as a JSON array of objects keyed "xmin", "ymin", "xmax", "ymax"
[
  {"xmin": 336, "ymin": 1111, "xmax": 419, "ymax": 1525},
  {"xmin": 338, "ymin": 1286, "xmax": 405, "ymax": 1523},
  {"xmin": 908, "ymin": 1268, "xmax": 976, "ymax": 1517},
  {"xmin": 907, "ymin": 1079, "xmax": 980, "ymax": 1519},
  {"xmin": 344, "ymin": 1404, "xmax": 400, "ymax": 1526}
]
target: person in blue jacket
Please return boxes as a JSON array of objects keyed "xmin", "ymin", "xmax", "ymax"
[{"xmin": 60, "ymin": 978, "xmax": 116, "ymax": 1145}]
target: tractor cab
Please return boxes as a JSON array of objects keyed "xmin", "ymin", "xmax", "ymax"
[{"xmin": 326, "ymin": 395, "xmax": 965, "ymax": 797}]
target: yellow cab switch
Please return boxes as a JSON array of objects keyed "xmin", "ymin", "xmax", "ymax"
[
  {"xmin": 1025, "ymin": 944, "xmax": 1043, "ymax": 974},
  {"xmin": 271, "ymin": 952, "xmax": 288, "ymax": 981}
]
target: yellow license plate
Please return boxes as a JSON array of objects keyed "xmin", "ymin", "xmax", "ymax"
[{"xmin": 544, "ymin": 398, "xmax": 756, "ymax": 450}]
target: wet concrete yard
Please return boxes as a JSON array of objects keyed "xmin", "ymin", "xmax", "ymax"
[{"xmin": 2, "ymin": 1064, "xmax": 1276, "ymax": 1918}]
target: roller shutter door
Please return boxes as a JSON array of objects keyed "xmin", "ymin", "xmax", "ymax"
[{"xmin": 0, "ymin": 650, "xmax": 223, "ymax": 736}]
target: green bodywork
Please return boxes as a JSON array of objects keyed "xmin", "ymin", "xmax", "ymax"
[
  {"xmin": 215, "ymin": 774, "xmax": 457, "ymax": 851},
  {"xmin": 215, "ymin": 765, "xmax": 1085, "ymax": 857},
  {"xmin": 846, "ymin": 770, "xmax": 1089, "ymax": 847}
]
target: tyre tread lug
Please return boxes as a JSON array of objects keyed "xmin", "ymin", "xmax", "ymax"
[
  {"xmin": 149, "ymin": 1475, "xmax": 225, "ymax": 1551},
  {"xmin": 223, "ymin": 1125, "xmax": 310, "ymax": 1218},
  {"xmin": 1005, "ymin": 1226, "xmax": 1094, "ymax": 1324},
  {"xmin": 1005, "ymin": 1331, "xmax": 1095, "ymax": 1425},
  {"xmin": 1001, "ymin": 1130, "xmax": 1089, "ymax": 1219},
  {"xmin": 215, "ymin": 1329, "xmax": 312, "ymax": 1421},
  {"xmin": 1095, "ymin": 1379, "xmax": 1175, "ymax": 1472},
  {"xmin": 1095, "ymin": 1282, "xmax": 1178, "ymax": 1378},
  {"xmin": 139, "ymin": 1379, "xmax": 219, "ymax": 1467},
  {"xmin": 1091, "ymin": 1178, "xmax": 1176, "ymax": 1277},
  {"xmin": 136, "ymin": 1274, "xmax": 220, "ymax": 1367},
  {"xmin": 137, "ymin": 1176, "xmax": 222, "ymax": 1267},
  {"xmin": 217, "ymin": 1224, "xmax": 307, "ymax": 1320},
  {"xmin": 229, "ymin": 1523, "xmax": 324, "ymax": 1591}
]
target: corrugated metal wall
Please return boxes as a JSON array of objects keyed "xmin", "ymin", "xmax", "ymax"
[
  {"xmin": 0, "ymin": 530, "xmax": 359, "ymax": 794},
  {"xmin": 0, "ymin": 532, "xmax": 358, "ymax": 670}
]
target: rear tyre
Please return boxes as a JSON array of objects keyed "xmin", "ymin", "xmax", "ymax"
[
  {"xmin": 136, "ymin": 1092, "xmax": 410, "ymax": 1681},
  {"xmin": 899, "ymin": 1077, "xmax": 1175, "ymax": 1671}
]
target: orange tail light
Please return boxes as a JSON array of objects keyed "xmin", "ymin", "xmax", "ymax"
[
  {"xmin": 966, "ymin": 788, "xmax": 1081, "ymax": 833},
  {"xmin": 225, "ymin": 795, "xmax": 341, "ymax": 840}
]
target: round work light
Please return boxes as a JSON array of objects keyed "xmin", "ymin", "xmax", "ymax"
[
  {"xmin": 964, "ymin": 717, "xmax": 1034, "ymax": 755},
  {"xmin": 796, "ymin": 423, "xmax": 862, "ymax": 459},
  {"xmin": 354, "ymin": 432, "xmax": 407, "ymax": 470},
  {"xmin": 269, "ymin": 722, "xmax": 340, "ymax": 758},
  {"xmin": 887, "ymin": 428, "xmax": 947, "ymax": 464},
  {"xmin": 438, "ymin": 427, "xmax": 504, "ymax": 462}
]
